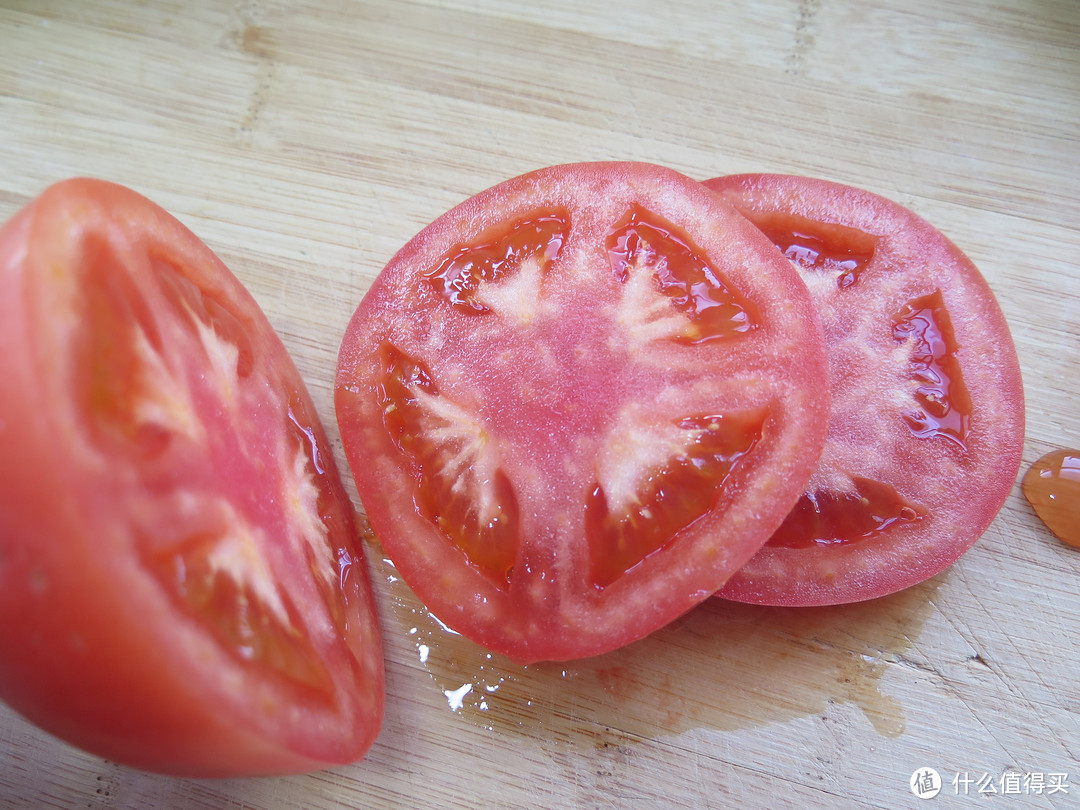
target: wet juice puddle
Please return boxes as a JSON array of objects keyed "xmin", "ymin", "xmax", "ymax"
[{"xmin": 372, "ymin": 545, "xmax": 940, "ymax": 746}]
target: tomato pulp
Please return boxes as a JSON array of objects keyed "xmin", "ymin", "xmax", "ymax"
[
  {"xmin": 705, "ymin": 174, "xmax": 1025, "ymax": 606},
  {"xmin": 336, "ymin": 162, "xmax": 831, "ymax": 663},
  {"xmin": 0, "ymin": 179, "xmax": 384, "ymax": 776}
]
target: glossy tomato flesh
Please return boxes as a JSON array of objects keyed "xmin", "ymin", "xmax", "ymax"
[
  {"xmin": 705, "ymin": 174, "xmax": 1025, "ymax": 606},
  {"xmin": 336, "ymin": 162, "xmax": 831, "ymax": 663},
  {"xmin": 0, "ymin": 179, "xmax": 384, "ymax": 776}
]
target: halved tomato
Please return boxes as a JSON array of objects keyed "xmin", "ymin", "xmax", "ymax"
[
  {"xmin": 0, "ymin": 179, "xmax": 384, "ymax": 776},
  {"xmin": 705, "ymin": 174, "xmax": 1025, "ymax": 606},
  {"xmin": 336, "ymin": 162, "xmax": 831, "ymax": 663}
]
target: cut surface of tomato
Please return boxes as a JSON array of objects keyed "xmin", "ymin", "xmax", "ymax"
[
  {"xmin": 336, "ymin": 162, "xmax": 831, "ymax": 663},
  {"xmin": 705, "ymin": 174, "xmax": 1025, "ymax": 606},
  {"xmin": 0, "ymin": 179, "xmax": 384, "ymax": 776}
]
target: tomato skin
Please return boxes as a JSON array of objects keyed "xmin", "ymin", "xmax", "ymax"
[
  {"xmin": 0, "ymin": 179, "xmax": 384, "ymax": 776},
  {"xmin": 337, "ymin": 162, "xmax": 831, "ymax": 663},
  {"xmin": 704, "ymin": 174, "xmax": 1025, "ymax": 606}
]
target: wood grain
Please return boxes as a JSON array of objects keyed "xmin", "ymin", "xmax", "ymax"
[{"xmin": 1, "ymin": 1, "xmax": 1078, "ymax": 807}]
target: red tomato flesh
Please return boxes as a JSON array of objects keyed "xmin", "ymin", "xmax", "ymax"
[
  {"xmin": 705, "ymin": 174, "xmax": 1025, "ymax": 606},
  {"xmin": 0, "ymin": 179, "xmax": 384, "ymax": 776},
  {"xmin": 336, "ymin": 162, "xmax": 831, "ymax": 663}
]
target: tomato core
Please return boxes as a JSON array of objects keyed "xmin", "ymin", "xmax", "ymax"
[
  {"xmin": 1023, "ymin": 450, "xmax": 1080, "ymax": 549},
  {"xmin": 1, "ymin": 178, "xmax": 386, "ymax": 775},
  {"xmin": 73, "ymin": 230, "xmax": 351, "ymax": 697},
  {"xmin": 606, "ymin": 205, "xmax": 759, "ymax": 343},
  {"xmin": 892, "ymin": 290, "xmax": 972, "ymax": 448},
  {"xmin": 748, "ymin": 213, "xmax": 877, "ymax": 289},
  {"xmin": 378, "ymin": 203, "xmax": 793, "ymax": 591},
  {"xmin": 377, "ymin": 343, "xmax": 520, "ymax": 585},
  {"xmin": 705, "ymin": 173, "xmax": 1025, "ymax": 607},
  {"xmin": 766, "ymin": 477, "xmax": 926, "ymax": 549},
  {"xmin": 145, "ymin": 535, "xmax": 334, "ymax": 694},
  {"xmin": 585, "ymin": 411, "xmax": 767, "ymax": 588},
  {"xmin": 76, "ymin": 236, "xmax": 162, "ymax": 452},
  {"xmin": 339, "ymin": 163, "xmax": 835, "ymax": 659},
  {"xmin": 424, "ymin": 212, "xmax": 569, "ymax": 314}
]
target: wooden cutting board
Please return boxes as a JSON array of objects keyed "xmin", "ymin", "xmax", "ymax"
[{"xmin": 1, "ymin": 1, "xmax": 1077, "ymax": 807}]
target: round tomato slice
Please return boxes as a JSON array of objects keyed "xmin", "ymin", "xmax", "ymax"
[
  {"xmin": 704, "ymin": 173, "xmax": 1025, "ymax": 606},
  {"xmin": 336, "ymin": 162, "xmax": 830, "ymax": 663},
  {"xmin": 0, "ymin": 179, "xmax": 384, "ymax": 776}
]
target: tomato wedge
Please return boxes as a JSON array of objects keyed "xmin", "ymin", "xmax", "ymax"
[
  {"xmin": 705, "ymin": 174, "xmax": 1025, "ymax": 606},
  {"xmin": 0, "ymin": 179, "xmax": 384, "ymax": 776},
  {"xmin": 336, "ymin": 162, "xmax": 830, "ymax": 663}
]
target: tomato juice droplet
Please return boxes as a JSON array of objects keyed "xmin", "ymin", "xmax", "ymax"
[
  {"xmin": 1023, "ymin": 450, "xmax": 1080, "ymax": 549},
  {"xmin": 605, "ymin": 205, "xmax": 759, "ymax": 343},
  {"xmin": 766, "ymin": 477, "xmax": 926, "ymax": 549},
  {"xmin": 892, "ymin": 290, "xmax": 972, "ymax": 448},
  {"xmin": 424, "ymin": 211, "xmax": 569, "ymax": 313}
]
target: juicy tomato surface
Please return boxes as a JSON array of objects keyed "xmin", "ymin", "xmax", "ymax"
[
  {"xmin": 0, "ymin": 179, "xmax": 384, "ymax": 776},
  {"xmin": 336, "ymin": 162, "xmax": 831, "ymax": 663},
  {"xmin": 705, "ymin": 174, "xmax": 1025, "ymax": 606}
]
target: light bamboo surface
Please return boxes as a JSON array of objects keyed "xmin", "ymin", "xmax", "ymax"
[{"xmin": 1, "ymin": 1, "xmax": 1078, "ymax": 808}]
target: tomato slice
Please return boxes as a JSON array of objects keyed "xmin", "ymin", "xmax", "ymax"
[
  {"xmin": 704, "ymin": 174, "xmax": 1025, "ymax": 606},
  {"xmin": 0, "ymin": 179, "xmax": 384, "ymax": 776},
  {"xmin": 336, "ymin": 162, "xmax": 830, "ymax": 663}
]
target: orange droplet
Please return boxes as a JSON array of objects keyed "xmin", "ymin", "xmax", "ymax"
[{"xmin": 1022, "ymin": 449, "xmax": 1080, "ymax": 549}]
